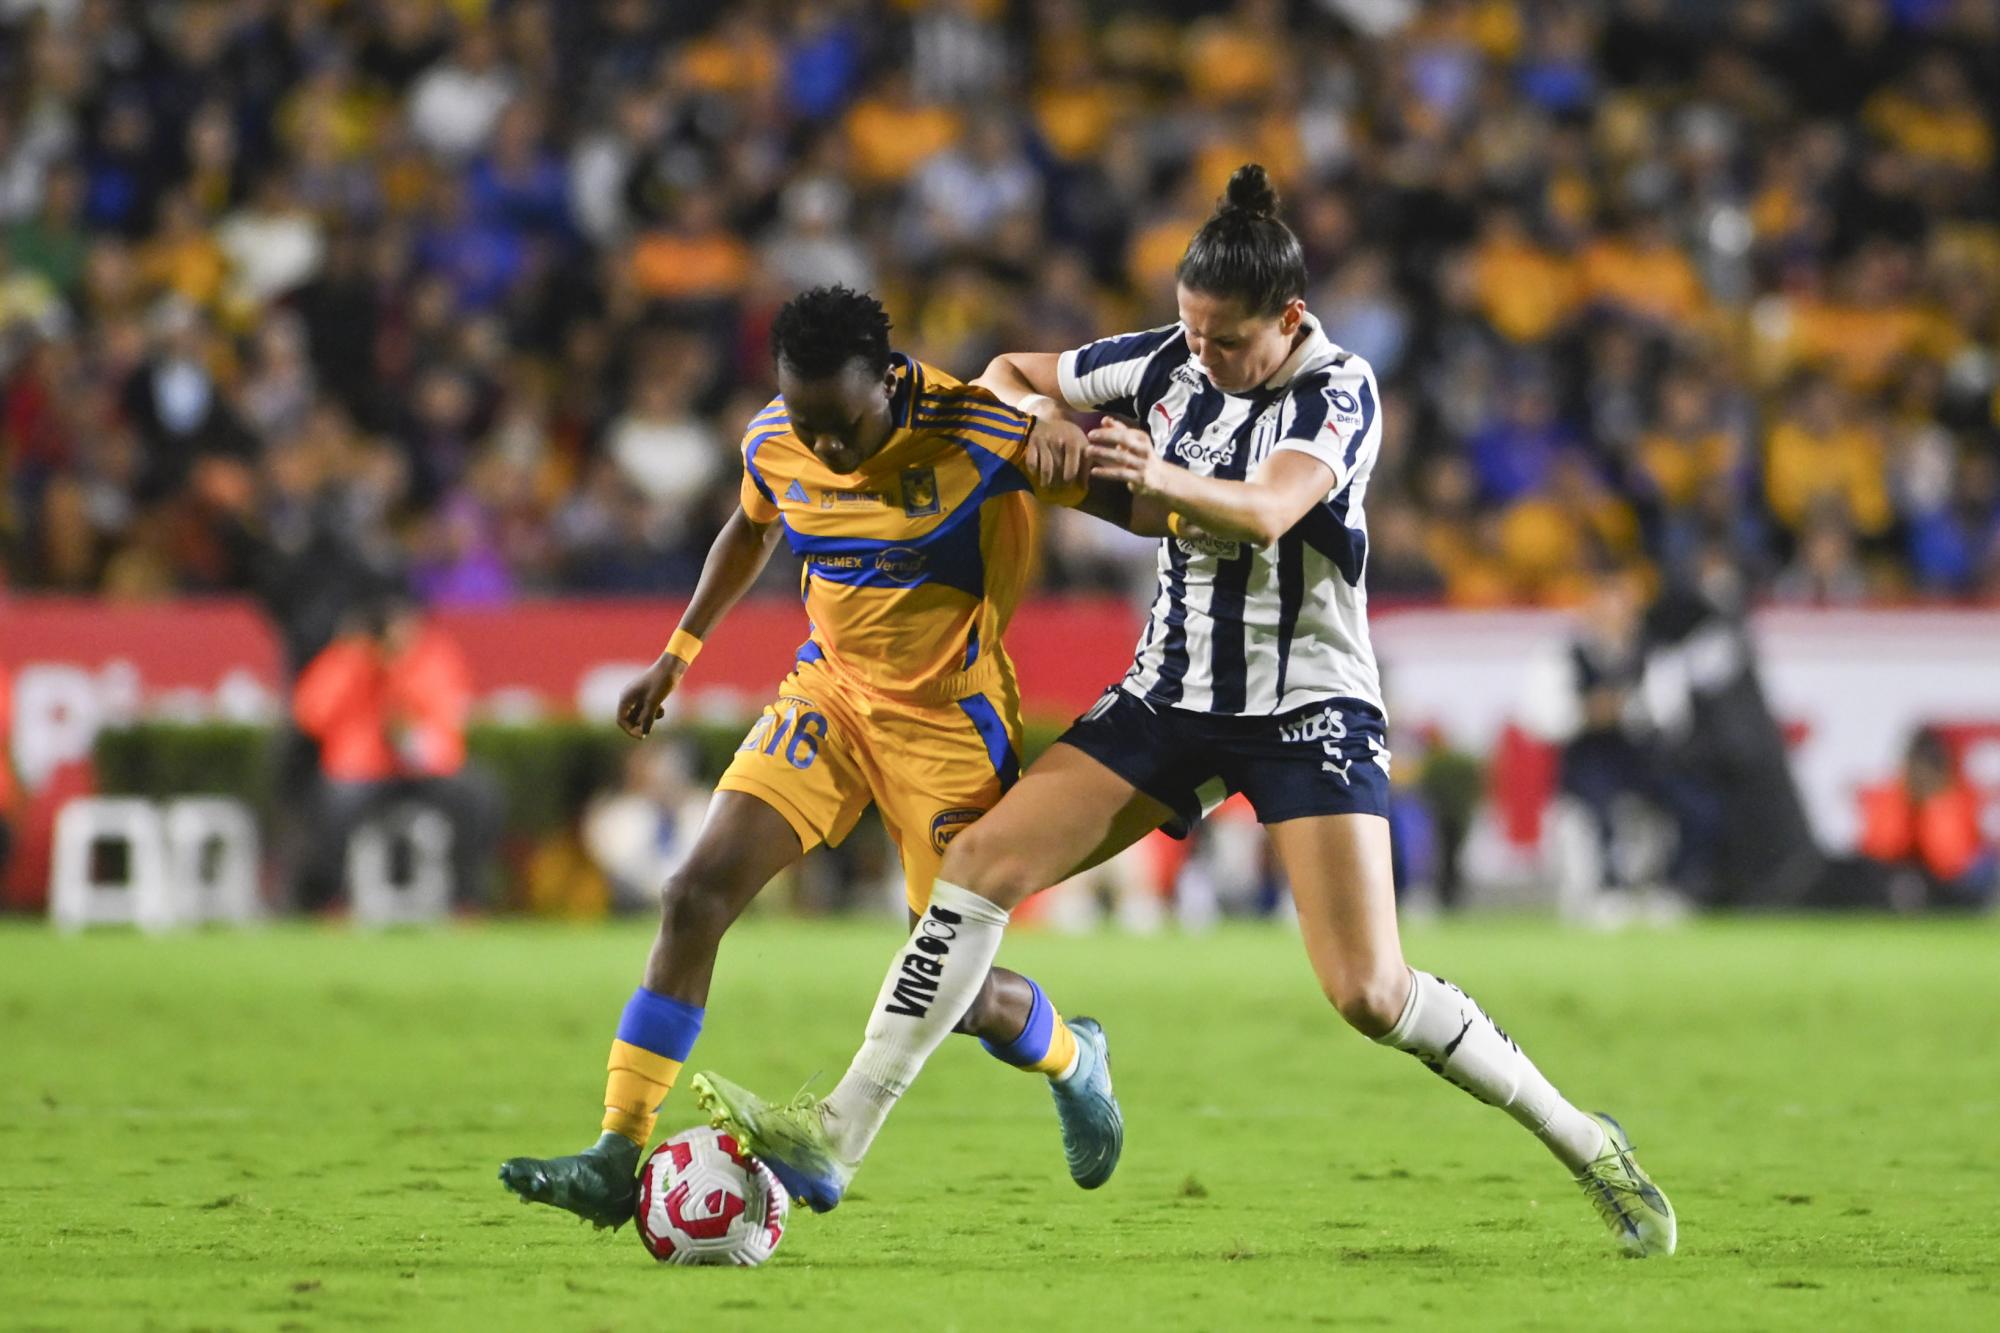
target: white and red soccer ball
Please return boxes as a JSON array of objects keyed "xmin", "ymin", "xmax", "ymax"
[{"xmin": 635, "ymin": 1125, "xmax": 789, "ymax": 1266}]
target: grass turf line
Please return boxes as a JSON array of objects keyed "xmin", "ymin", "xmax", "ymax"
[{"xmin": 2, "ymin": 916, "xmax": 1996, "ymax": 1331}]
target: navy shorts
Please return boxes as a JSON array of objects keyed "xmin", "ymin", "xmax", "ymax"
[{"xmin": 1058, "ymin": 688, "xmax": 1392, "ymax": 836}]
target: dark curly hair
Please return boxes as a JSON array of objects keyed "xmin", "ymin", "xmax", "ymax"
[
  {"xmin": 771, "ymin": 285, "xmax": 893, "ymax": 379},
  {"xmin": 1176, "ymin": 164, "xmax": 1308, "ymax": 317}
]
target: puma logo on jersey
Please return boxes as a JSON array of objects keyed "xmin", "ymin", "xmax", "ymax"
[{"xmin": 1321, "ymin": 746, "xmax": 1354, "ymax": 783}]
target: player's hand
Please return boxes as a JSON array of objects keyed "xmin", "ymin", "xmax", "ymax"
[
  {"xmin": 616, "ymin": 653, "xmax": 690, "ymax": 738},
  {"xmin": 1085, "ymin": 418, "xmax": 1168, "ymax": 497},
  {"xmin": 1024, "ymin": 414, "xmax": 1090, "ymax": 491}
]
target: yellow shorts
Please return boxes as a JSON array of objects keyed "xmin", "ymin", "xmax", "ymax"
[{"xmin": 716, "ymin": 655, "xmax": 1023, "ymax": 911}]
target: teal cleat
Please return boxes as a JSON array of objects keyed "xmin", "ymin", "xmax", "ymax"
[
  {"xmin": 1049, "ymin": 1017, "xmax": 1122, "ymax": 1189},
  {"xmin": 691, "ymin": 1072, "xmax": 856, "ymax": 1214},
  {"xmin": 1575, "ymin": 1111, "xmax": 1676, "ymax": 1257},
  {"xmin": 498, "ymin": 1131, "xmax": 639, "ymax": 1231}
]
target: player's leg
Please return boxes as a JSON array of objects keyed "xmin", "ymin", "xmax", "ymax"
[
  {"xmin": 497, "ymin": 792, "xmax": 808, "ymax": 1227},
  {"xmin": 1269, "ymin": 811, "xmax": 1674, "ymax": 1255},
  {"xmin": 938, "ymin": 786, "xmax": 1169, "ymax": 1190},
  {"xmin": 874, "ymin": 682, "xmax": 1164, "ymax": 1184},
  {"xmin": 696, "ymin": 736, "xmax": 1178, "ymax": 1210},
  {"xmin": 1245, "ymin": 692, "xmax": 1675, "ymax": 1257},
  {"xmin": 886, "ymin": 683, "xmax": 1134, "ymax": 1070},
  {"xmin": 948, "ymin": 783, "xmax": 1170, "ymax": 1051},
  {"xmin": 501, "ymin": 671, "xmax": 868, "ymax": 1227}
]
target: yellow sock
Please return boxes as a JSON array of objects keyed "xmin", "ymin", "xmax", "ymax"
[
  {"xmin": 1027, "ymin": 1010, "xmax": 1079, "ymax": 1078},
  {"xmin": 602, "ymin": 1038, "xmax": 683, "ymax": 1146}
]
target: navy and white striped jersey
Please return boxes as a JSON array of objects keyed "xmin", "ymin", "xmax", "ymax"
[{"xmin": 1056, "ymin": 313, "xmax": 1384, "ymax": 716}]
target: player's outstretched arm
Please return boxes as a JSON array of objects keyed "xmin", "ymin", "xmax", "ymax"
[
  {"xmin": 615, "ymin": 507, "xmax": 783, "ymax": 737},
  {"xmin": 976, "ymin": 352, "xmax": 1171, "ymax": 535},
  {"xmin": 973, "ymin": 352, "xmax": 1089, "ymax": 491},
  {"xmin": 972, "ymin": 351, "xmax": 1062, "ymax": 411},
  {"xmin": 1087, "ymin": 418, "xmax": 1333, "ymax": 548}
]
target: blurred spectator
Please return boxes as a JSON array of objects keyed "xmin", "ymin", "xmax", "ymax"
[
  {"xmin": 120, "ymin": 301, "xmax": 253, "ymax": 507},
  {"xmin": 763, "ymin": 175, "xmax": 874, "ymax": 294},
  {"xmin": 1529, "ymin": 569, "xmax": 1680, "ymax": 924},
  {"xmin": 1771, "ymin": 511, "xmax": 1872, "ymax": 606},
  {"xmin": 407, "ymin": 23, "xmax": 516, "ymax": 161},
  {"xmin": 1857, "ymin": 728, "xmax": 1997, "ymax": 911},
  {"xmin": 1467, "ymin": 371, "xmax": 1580, "ymax": 506},
  {"xmin": 217, "ymin": 170, "xmax": 326, "ymax": 316},
  {"xmin": 902, "ymin": 116, "xmax": 1040, "ymax": 262},
  {"xmin": 1366, "ymin": 497, "xmax": 1447, "ymax": 600},
  {"xmin": 582, "ymin": 742, "xmax": 710, "ymax": 912},
  {"xmin": 603, "ymin": 347, "xmax": 725, "ymax": 538},
  {"xmin": 291, "ymin": 593, "xmax": 498, "ymax": 909},
  {"xmin": 1763, "ymin": 372, "xmax": 1892, "ymax": 541}
]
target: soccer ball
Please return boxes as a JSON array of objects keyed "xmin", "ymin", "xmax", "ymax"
[{"xmin": 635, "ymin": 1125, "xmax": 789, "ymax": 1266}]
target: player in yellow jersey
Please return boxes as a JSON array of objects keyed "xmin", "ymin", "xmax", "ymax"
[{"xmin": 499, "ymin": 286, "xmax": 1158, "ymax": 1229}]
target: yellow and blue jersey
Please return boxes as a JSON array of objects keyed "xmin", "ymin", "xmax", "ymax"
[{"xmin": 738, "ymin": 354, "xmax": 1083, "ymax": 704}]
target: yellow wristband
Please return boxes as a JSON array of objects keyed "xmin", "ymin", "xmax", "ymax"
[
  {"xmin": 1166, "ymin": 512, "xmax": 1187, "ymax": 537},
  {"xmin": 666, "ymin": 628, "xmax": 704, "ymax": 663}
]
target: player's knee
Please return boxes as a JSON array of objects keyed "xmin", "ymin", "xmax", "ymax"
[
  {"xmin": 657, "ymin": 864, "xmax": 734, "ymax": 944},
  {"xmin": 1325, "ymin": 966, "xmax": 1410, "ymax": 1038},
  {"xmin": 939, "ymin": 820, "xmax": 1001, "ymax": 881},
  {"xmin": 938, "ymin": 825, "xmax": 1031, "ymax": 904},
  {"xmin": 941, "ymin": 843, "xmax": 1039, "ymax": 910}
]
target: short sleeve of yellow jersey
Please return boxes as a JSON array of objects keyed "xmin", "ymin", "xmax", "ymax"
[
  {"xmin": 739, "ymin": 400, "xmax": 786, "ymax": 523},
  {"xmin": 930, "ymin": 383, "xmax": 1088, "ymax": 509}
]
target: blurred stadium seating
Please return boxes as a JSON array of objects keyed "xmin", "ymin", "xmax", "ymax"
[{"xmin": 1, "ymin": 0, "xmax": 1996, "ymax": 608}]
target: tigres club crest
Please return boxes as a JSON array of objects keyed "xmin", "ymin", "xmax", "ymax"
[
  {"xmin": 929, "ymin": 807, "xmax": 983, "ymax": 854},
  {"xmin": 900, "ymin": 467, "xmax": 941, "ymax": 516}
]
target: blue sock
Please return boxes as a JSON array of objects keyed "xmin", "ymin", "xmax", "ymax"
[
  {"xmin": 604, "ymin": 987, "xmax": 704, "ymax": 1144},
  {"xmin": 981, "ymin": 978, "xmax": 1058, "ymax": 1069}
]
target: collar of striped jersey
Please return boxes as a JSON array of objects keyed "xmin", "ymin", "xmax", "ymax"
[{"xmin": 1257, "ymin": 310, "xmax": 1333, "ymax": 392}]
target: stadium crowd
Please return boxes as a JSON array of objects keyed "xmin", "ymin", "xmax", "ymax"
[{"xmin": 3, "ymin": 0, "xmax": 1999, "ymax": 635}]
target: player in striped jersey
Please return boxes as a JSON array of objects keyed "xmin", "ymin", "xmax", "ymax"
[{"xmin": 697, "ymin": 168, "xmax": 1678, "ymax": 1258}]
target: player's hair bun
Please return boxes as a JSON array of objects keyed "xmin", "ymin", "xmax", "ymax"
[
  {"xmin": 1179, "ymin": 163, "xmax": 1305, "ymax": 316},
  {"xmin": 1220, "ymin": 164, "xmax": 1280, "ymax": 221}
]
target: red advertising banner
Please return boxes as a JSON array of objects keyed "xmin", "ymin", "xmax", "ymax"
[
  {"xmin": 7, "ymin": 597, "xmax": 1997, "ymax": 911},
  {"xmin": 0, "ymin": 594, "xmax": 1144, "ymax": 789}
]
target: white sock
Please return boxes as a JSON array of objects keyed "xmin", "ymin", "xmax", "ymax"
[
  {"xmin": 822, "ymin": 882, "xmax": 1011, "ymax": 1161},
  {"xmin": 1377, "ymin": 969, "xmax": 1607, "ymax": 1173}
]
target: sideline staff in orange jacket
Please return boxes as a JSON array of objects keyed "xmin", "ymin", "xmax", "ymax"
[
  {"xmin": 293, "ymin": 595, "xmax": 497, "ymax": 908},
  {"xmin": 1857, "ymin": 728, "xmax": 1996, "ymax": 912}
]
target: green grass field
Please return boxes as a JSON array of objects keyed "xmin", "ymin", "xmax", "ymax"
[{"xmin": 4, "ymin": 915, "xmax": 1997, "ymax": 1331}]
